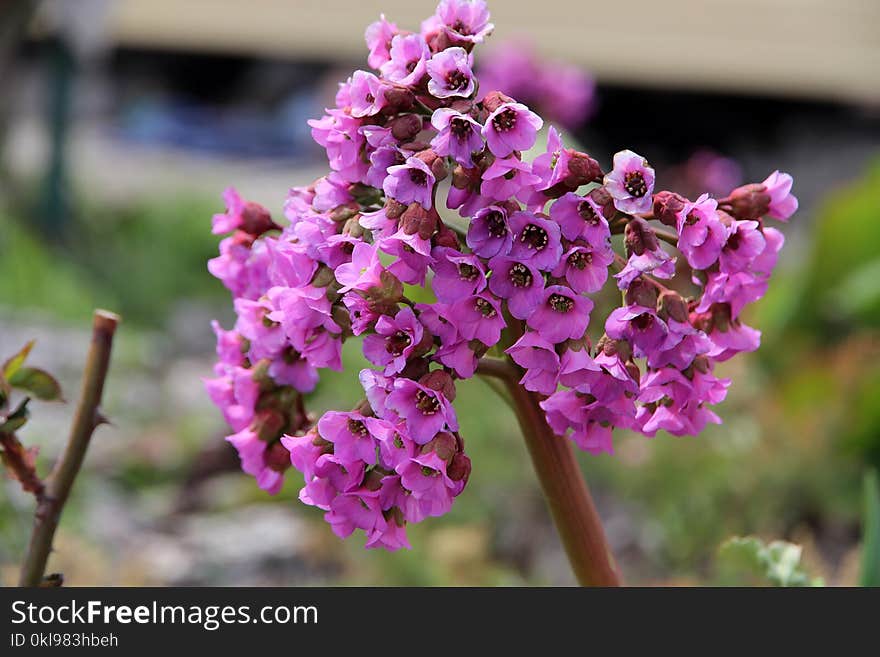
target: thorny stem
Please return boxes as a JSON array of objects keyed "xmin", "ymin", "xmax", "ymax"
[
  {"xmin": 18, "ymin": 310, "xmax": 120, "ymax": 587},
  {"xmin": 475, "ymin": 356, "xmax": 622, "ymax": 586}
]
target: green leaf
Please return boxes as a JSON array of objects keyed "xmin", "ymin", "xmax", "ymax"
[
  {"xmin": 2, "ymin": 340, "xmax": 34, "ymax": 380},
  {"xmin": 719, "ymin": 536, "xmax": 824, "ymax": 587},
  {"xmin": 0, "ymin": 397, "xmax": 30, "ymax": 433},
  {"xmin": 860, "ymin": 469, "xmax": 880, "ymax": 587},
  {"xmin": 8, "ymin": 367, "xmax": 64, "ymax": 402}
]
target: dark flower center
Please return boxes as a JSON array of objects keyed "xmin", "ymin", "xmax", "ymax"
[
  {"xmin": 452, "ymin": 19, "xmax": 472, "ymax": 35},
  {"xmin": 568, "ymin": 250, "xmax": 591, "ymax": 270},
  {"xmin": 520, "ymin": 224, "xmax": 548, "ymax": 251},
  {"xmin": 393, "ymin": 433, "xmax": 404, "ymax": 449},
  {"xmin": 446, "ymin": 69, "xmax": 469, "ymax": 91},
  {"xmin": 726, "ymin": 229, "xmax": 742, "ymax": 251},
  {"xmin": 548, "ymin": 293, "xmax": 574, "ymax": 313},
  {"xmin": 624, "ymin": 171, "xmax": 648, "ymax": 197},
  {"xmin": 474, "ymin": 298, "xmax": 497, "ymax": 317},
  {"xmin": 578, "ymin": 200, "xmax": 601, "ymax": 224},
  {"xmin": 486, "ymin": 211, "xmax": 507, "ymax": 238},
  {"xmin": 508, "ymin": 262, "xmax": 533, "ymax": 287},
  {"xmin": 415, "ymin": 390, "xmax": 441, "ymax": 415},
  {"xmin": 386, "ymin": 330, "xmax": 412, "ymax": 356},
  {"xmin": 450, "ymin": 117, "xmax": 472, "ymax": 140},
  {"xmin": 685, "ymin": 210, "xmax": 700, "ymax": 226},
  {"xmin": 458, "ymin": 263, "xmax": 478, "ymax": 281},
  {"xmin": 405, "ymin": 59, "xmax": 419, "ymax": 74},
  {"xmin": 365, "ymin": 93, "xmax": 375, "ymax": 104},
  {"xmin": 633, "ymin": 314, "xmax": 654, "ymax": 331},
  {"xmin": 421, "ymin": 465, "xmax": 439, "ymax": 477},
  {"xmin": 409, "ymin": 169, "xmax": 428, "ymax": 186},
  {"xmin": 347, "ymin": 419, "xmax": 369, "ymax": 436},
  {"xmin": 492, "ymin": 108, "xmax": 517, "ymax": 133}
]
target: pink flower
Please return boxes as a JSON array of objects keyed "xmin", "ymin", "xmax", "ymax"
[
  {"xmin": 676, "ymin": 194, "xmax": 730, "ymax": 271},
  {"xmin": 508, "ymin": 211, "xmax": 563, "ymax": 271},
  {"xmin": 549, "ymin": 192, "xmax": 610, "ymax": 244},
  {"xmin": 383, "ymin": 157, "xmax": 436, "ymax": 209},
  {"xmin": 385, "ymin": 377, "xmax": 458, "ymax": 444},
  {"xmin": 551, "ymin": 244, "xmax": 613, "ymax": 294},
  {"xmin": 762, "ymin": 170, "xmax": 798, "ymax": 221},
  {"xmin": 449, "ymin": 293, "xmax": 506, "ymax": 345},
  {"xmin": 317, "ymin": 411, "xmax": 380, "ymax": 465},
  {"xmin": 430, "ymin": 108, "xmax": 484, "ymax": 166},
  {"xmin": 488, "ymin": 256, "xmax": 544, "ymax": 319},
  {"xmin": 426, "ymin": 47, "xmax": 475, "ymax": 98},
  {"xmin": 334, "ymin": 241, "xmax": 384, "ymax": 293},
  {"xmin": 365, "ymin": 14, "xmax": 398, "ymax": 69},
  {"xmin": 481, "ymin": 156, "xmax": 542, "ymax": 201},
  {"xmin": 527, "ymin": 285, "xmax": 593, "ymax": 344},
  {"xmin": 427, "ymin": 0, "xmax": 494, "ymax": 45},
  {"xmin": 349, "ymin": 70, "xmax": 388, "ymax": 118},
  {"xmin": 482, "ymin": 102, "xmax": 543, "ymax": 157},
  {"xmin": 431, "ymin": 247, "xmax": 487, "ymax": 302},
  {"xmin": 466, "ymin": 205, "xmax": 512, "ymax": 258},
  {"xmin": 380, "ymin": 33, "xmax": 430, "ymax": 86},
  {"xmin": 363, "ymin": 307, "xmax": 426, "ymax": 374},
  {"xmin": 604, "ymin": 149, "xmax": 655, "ymax": 214},
  {"xmin": 506, "ymin": 332, "xmax": 561, "ymax": 395}
]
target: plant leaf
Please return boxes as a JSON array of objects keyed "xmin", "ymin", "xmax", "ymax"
[
  {"xmin": 0, "ymin": 397, "xmax": 30, "ymax": 433},
  {"xmin": 719, "ymin": 536, "xmax": 824, "ymax": 587},
  {"xmin": 860, "ymin": 469, "xmax": 880, "ymax": 587},
  {"xmin": 2, "ymin": 340, "xmax": 34, "ymax": 380},
  {"xmin": 8, "ymin": 367, "xmax": 64, "ymax": 401}
]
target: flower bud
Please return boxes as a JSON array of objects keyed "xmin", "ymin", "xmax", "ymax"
[
  {"xmin": 329, "ymin": 202, "xmax": 360, "ymax": 223},
  {"xmin": 264, "ymin": 439, "xmax": 292, "ymax": 473},
  {"xmin": 720, "ymin": 183, "xmax": 770, "ymax": 220},
  {"xmin": 422, "ymin": 431, "xmax": 457, "ymax": 463},
  {"xmin": 383, "ymin": 87, "xmax": 415, "ymax": 113},
  {"xmin": 240, "ymin": 202, "xmax": 279, "ymax": 235},
  {"xmin": 447, "ymin": 452, "xmax": 471, "ymax": 483},
  {"xmin": 657, "ymin": 290, "xmax": 689, "ymax": 323},
  {"xmin": 652, "ymin": 191, "xmax": 688, "ymax": 227},
  {"xmin": 365, "ymin": 270, "xmax": 404, "ymax": 312},
  {"xmin": 399, "ymin": 203, "xmax": 438, "ymax": 239},
  {"xmin": 389, "ymin": 114, "xmax": 424, "ymax": 141},
  {"xmin": 451, "ymin": 164, "xmax": 481, "ymax": 190},
  {"xmin": 400, "ymin": 357, "xmax": 430, "ymax": 381},
  {"xmin": 481, "ymin": 90, "xmax": 515, "ymax": 113},
  {"xmin": 419, "ymin": 369, "xmax": 456, "ymax": 401},
  {"xmin": 343, "ymin": 216, "xmax": 365, "ymax": 238},
  {"xmin": 624, "ymin": 276, "xmax": 658, "ymax": 308},
  {"xmin": 433, "ymin": 223, "xmax": 460, "ymax": 249},
  {"xmin": 625, "ymin": 361, "xmax": 641, "ymax": 384},
  {"xmin": 563, "ymin": 150, "xmax": 603, "ymax": 187},
  {"xmin": 624, "ymin": 217, "xmax": 659, "ymax": 256},
  {"xmin": 385, "ymin": 198, "xmax": 407, "ymax": 219},
  {"xmin": 252, "ymin": 408, "xmax": 286, "ymax": 443}
]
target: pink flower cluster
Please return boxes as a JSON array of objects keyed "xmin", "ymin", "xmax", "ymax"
[{"xmin": 206, "ymin": 0, "xmax": 797, "ymax": 550}]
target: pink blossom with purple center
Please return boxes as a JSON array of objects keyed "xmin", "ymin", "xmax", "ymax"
[
  {"xmin": 363, "ymin": 306, "xmax": 425, "ymax": 375},
  {"xmin": 359, "ymin": 368, "xmax": 394, "ymax": 417},
  {"xmin": 482, "ymin": 102, "xmax": 543, "ymax": 158},
  {"xmin": 383, "ymin": 156, "xmax": 436, "ymax": 209},
  {"xmin": 204, "ymin": 366, "xmax": 258, "ymax": 433},
  {"xmin": 604, "ymin": 149, "xmax": 655, "ymax": 215},
  {"xmin": 676, "ymin": 194, "xmax": 730, "ymax": 271},
  {"xmin": 428, "ymin": 0, "xmax": 494, "ymax": 44},
  {"xmin": 266, "ymin": 239, "xmax": 317, "ymax": 288},
  {"xmin": 435, "ymin": 339, "xmax": 480, "ymax": 378},
  {"xmin": 605, "ymin": 305, "xmax": 669, "ymax": 356},
  {"xmin": 751, "ymin": 226, "xmax": 785, "ymax": 278},
  {"xmin": 380, "ymin": 33, "xmax": 430, "ymax": 86},
  {"xmin": 359, "ymin": 205, "xmax": 400, "ymax": 240},
  {"xmin": 481, "ymin": 156, "xmax": 542, "ymax": 202},
  {"xmin": 529, "ymin": 127, "xmax": 565, "ymax": 193},
  {"xmin": 380, "ymin": 228, "xmax": 434, "ymax": 286},
  {"xmin": 211, "ymin": 320, "xmax": 245, "ymax": 369},
  {"xmin": 281, "ymin": 432, "xmax": 324, "ymax": 481},
  {"xmin": 707, "ymin": 319, "xmax": 762, "ymax": 362},
  {"xmin": 426, "ymin": 47, "xmax": 476, "ymax": 98},
  {"xmin": 368, "ymin": 417, "xmax": 415, "ymax": 471},
  {"xmin": 317, "ymin": 411, "xmax": 381, "ymax": 465},
  {"xmin": 450, "ymin": 293, "xmax": 506, "ymax": 345},
  {"xmin": 719, "ymin": 220, "xmax": 766, "ymax": 274},
  {"xmin": 385, "ymin": 377, "xmax": 458, "ymax": 444},
  {"xmin": 415, "ymin": 302, "xmax": 459, "ymax": 345},
  {"xmin": 506, "ymin": 331, "xmax": 561, "ymax": 395},
  {"xmin": 308, "ymin": 111, "xmax": 367, "ymax": 183},
  {"xmin": 268, "ymin": 350, "xmax": 319, "ymax": 393},
  {"xmin": 695, "ymin": 271, "xmax": 767, "ymax": 319},
  {"xmin": 761, "ymin": 170, "xmax": 798, "ymax": 221},
  {"xmin": 326, "ymin": 490, "xmax": 386, "ymax": 538},
  {"xmin": 466, "ymin": 205, "xmax": 512, "ymax": 258},
  {"xmin": 488, "ymin": 255, "xmax": 544, "ymax": 319},
  {"xmin": 550, "ymin": 192, "xmax": 611, "ymax": 244},
  {"xmin": 527, "ymin": 285, "xmax": 593, "ymax": 344},
  {"xmin": 233, "ymin": 297, "xmax": 286, "ymax": 361},
  {"xmin": 343, "ymin": 292, "xmax": 379, "ymax": 336},
  {"xmin": 334, "ymin": 241, "xmax": 384, "ymax": 293},
  {"xmin": 430, "ymin": 108, "xmax": 484, "ymax": 167},
  {"xmin": 266, "ymin": 284, "xmax": 339, "ymax": 337},
  {"xmin": 349, "ymin": 70, "xmax": 388, "ymax": 118},
  {"xmin": 316, "ymin": 234, "xmax": 360, "ymax": 270},
  {"xmin": 557, "ymin": 347, "xmax": 601, "ymax": 391},
  {"xmin": 552, "ymin": 243, "xmax": 613, "ymax": 294},
  {"xmin": 365, "ymin": 14, "xmax": 398, "ymax": 70},
  {"xmin": 509, "ymin": 211, "xmax": 563, "ymax": 271},
  {"xmin": 646, "ymin": 320, "xmax": 713, "ymax": 370},
  {"xmin": 431, "ymin": 246, "xmax": 487, "ymax": 302},
  {"xmin": 615, "ymin": 246, "xmax": 676, "ymax": 290}
]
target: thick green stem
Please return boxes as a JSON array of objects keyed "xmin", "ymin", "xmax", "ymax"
[
  {"xmin": 18, "ymin": 310, "xmax": 119, "ymax": 586},
  {"xmin": 476, "ymin": 358, "xmax": 622, "ymax": 586}
]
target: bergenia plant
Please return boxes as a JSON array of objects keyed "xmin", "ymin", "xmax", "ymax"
[{"xmin": 206, "ymin": 0, "xmax": 797, "ymax": 584}]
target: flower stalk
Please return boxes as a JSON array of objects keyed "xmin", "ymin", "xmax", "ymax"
[
  {"xmin": 477, "ymin": 357, "xmax": 621, "ymax": 586},
  {"xmin": 18, "ymin": 310, "xmax": 119, "ymax": 587}
]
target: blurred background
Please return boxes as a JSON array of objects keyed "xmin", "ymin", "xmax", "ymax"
[{"xmin": 1, "ymin": 0, "xmax": 879, "ymax": 586}]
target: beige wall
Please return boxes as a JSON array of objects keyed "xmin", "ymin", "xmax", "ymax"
[{"xmin": 105, "ymin": 0, "xmax": 880, "ymax": 103}]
